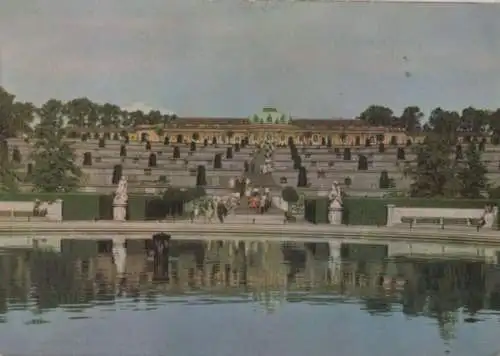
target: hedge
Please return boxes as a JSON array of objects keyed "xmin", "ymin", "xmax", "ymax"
[{"xmin": 342, "ymin": 197, "xmax": 499, "ymax": 226}]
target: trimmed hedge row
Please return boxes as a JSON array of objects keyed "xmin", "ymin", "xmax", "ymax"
[
  {"xmin": 303, "ymin": 197, "xmax": 500, "ymax": 226},
  {"xmin": 0, "ymin": 193, "xmax": 174, "ymax": 221}
]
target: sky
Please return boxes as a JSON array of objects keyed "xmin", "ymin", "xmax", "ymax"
[{"xmin": 0, "ymin": 0, "xmax": 499, "ymax": 119}]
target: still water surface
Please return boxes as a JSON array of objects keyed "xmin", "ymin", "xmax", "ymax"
[{"xmin": 0, "ymin": 238, "xmax": 500, "ymax": 356}]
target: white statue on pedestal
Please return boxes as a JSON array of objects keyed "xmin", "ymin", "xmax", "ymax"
[
  {"xmin": 113, "ymin": 176, "xmax": 128, "ymax": 221},
  {"xmin": 328, "ymin": 181, "xmax": 343, "ymax": 225}
]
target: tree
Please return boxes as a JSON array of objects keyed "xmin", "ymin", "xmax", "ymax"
[
  {"xmin": 379, "ymin": 171, "xmax": 390, "ymax": 189},
  {"xmin": 457, "ymin": 143, "xmax": 488, "ymax": 198},
  {"xmin": 359, "ymin": 105, "xmax": 394, "ymax": 127},
  {"xmin": 409, "ymin": 135, "xmax": 459, "ymax": 198},
  {"xmin": 31, "ymin": 100, "xmax": 81, "ymax": 192},
  {"xmin": 64, "ymin": 97, "xmax": 96, "ymax": 128},
  {"xmin": 399, "ymin": 106, "xmax": 423, "ymax": 133}
]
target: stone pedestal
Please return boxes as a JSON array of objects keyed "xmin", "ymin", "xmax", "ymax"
[
  {"xmin": 386, "ymin": 204, "xmax": 396, "ymax": 227},
  {"xmin": 113, "ymin": 203, "xmax": 127, "ymax": 221},
  {"xmin": 328, "ymin": 208, "xmax": 343, "ymax": 225}
]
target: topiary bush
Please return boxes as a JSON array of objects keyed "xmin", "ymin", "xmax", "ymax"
[
  {"xmin": 98, "ymin": 138, "xmax": 105, "ymax": 148},
  {"xmin": 145, "ymin": 141, "xmax": 151, "ymax": 151},
  {"xmin": 357, "ymin": 155, "xmax": 368, "ymax": 170},
  {"xmin": 83, "ymin": 152, "xmax": 92, "ymax": 166},
  {"xmin": 190, "ymin": 141, "xmax": 196, "ymax": 152},
  {"xmin": 397, "ymin": 147, "xmax": 405, "ymax": 160},
  {"xmin": 214, "ymin": 153, "xmax": 222, "ymax": 169},
  {"xmin": 203, "ymin": 138, "xmax": 208, "ymax": 147},
  {"xmin": 234, "ymin": 143, "xmax": 240, "ymax": 152},
  {"xmin": 379, "ymin": 170, "xmax": 390, "ymax": 189},
  {"xmin": 164, "ymin": 136, "xmax": 170, "ymax": 145},
  {"xmin": 11, "ymin": 147, "xmax": 21, "ymax": 163},
  {"xmin": 378, "ymin": 142, "xmax": 385, "ymax": 153},
  {"xmin": 343, "ymin": 148, "xmax": 351, "ymax": 161},
  {"xmin": 173, "ymin": 146, "xmax": 180, "ymax": 159},
  {"xmin": 282, "ymin": 186, "xmax": 299, "ymax": 203},
  {"xmin": 196, "ymin": 165, "xmax": 207, "ymax": 186},
  {"xmin": 177, "ymin": 134, "xmax": 183, "ymax": 143},
  {"xmin": 297, "ymin": 166, "xmax": 308, "ymax": 187},
  {"xmin": 148, "ymin": 153, "xmax": 157, "ymax": 167},
  {"xmin": 212, "ymin": 137, "xmax": 217, "ymax": 145},
  {"xmin": 120, "ymin": 144, "xmax": 127, "ymax": 157},
  {"xmin": 112, "ymin": 164, "xmax": 123, "ymax": 184},
  {"xmin": 226, "ymin": 147, "xmax": 233, "ymax": 159},
  {"xmin": 455, "ymin": 144, "xmax": 463, "ymax": 160},
  {"xmin": 244, "ymin": 160, "xmax": 249, "ymax": 172}
]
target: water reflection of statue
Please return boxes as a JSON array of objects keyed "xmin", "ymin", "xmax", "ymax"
[
  {"xmin": 113, "ymin": 176, "xmax": 128, "ymax": 221},
  {"xmin": 328, "ymin": 181, "xmax": 343, "ymax": 225}
]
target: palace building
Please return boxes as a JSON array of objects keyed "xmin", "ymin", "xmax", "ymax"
[{"xmin": 130, "ymin": 107, "xmax": 416, "ymax": 146}]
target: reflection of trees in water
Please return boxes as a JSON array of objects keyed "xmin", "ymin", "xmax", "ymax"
[
  {"xmin": 0, "ymin": 251, "xmax": 31, "ymax": 314},
  {"xmin": 30, "ymin": 251, "xmax": 95, "ymax": 310}
]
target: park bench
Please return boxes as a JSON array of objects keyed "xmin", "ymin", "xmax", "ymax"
[
  {"xmin": 386, "ymin": 205, "xmax": 498, "ymax": 229},
  {"xmin": 0, "ymin": 201, "xmax": 63, "ymax": 221}
]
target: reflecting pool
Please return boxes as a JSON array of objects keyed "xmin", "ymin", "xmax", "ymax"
[{"xmin": 0, "ymin": 238, "xmax": 500, "ymax": 356}]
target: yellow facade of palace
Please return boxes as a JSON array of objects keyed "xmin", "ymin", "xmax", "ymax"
[
  {"xmin": 134, "ymin": 108, "xmax": 418, "ymax": 146},
  {"xmin": 78, "ymin": 108, "xmax": 422, "ymax": 145}
]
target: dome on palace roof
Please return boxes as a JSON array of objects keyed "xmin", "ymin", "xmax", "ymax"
[{"xmin": 249, "ymin": 107, "xmax": 291, "ymax": 124}]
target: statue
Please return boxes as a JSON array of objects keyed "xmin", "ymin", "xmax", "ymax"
[
  {"xmin": 328, "ymin": 181, "xmax": 343, "ymax": 225},
  {"xmin": 113, "ymin": 176, "xmax": 128, "ymax": 221}
]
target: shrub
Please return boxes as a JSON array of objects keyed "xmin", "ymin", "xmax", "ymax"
[
  {"xmin": 344, "ymin": 177, "xmax": 352, "ymax": 187},
  {"xmin": 148, "ymin": 153, "xmax": 157, "ymax": 167},
  {"xmin": 288, "ymin": 137, "xmax": 294, "ymax": 147},
  {"xmin": 164, "ymin": 136, "xmax": 170, "ymax": 145},
  {"xmin": 282, "ymin": 186, "xmax": 299, "ymax": 203},
  {"xmin": 456, "ymin": 144, "xmax": 463, "ymax": 160},
  {"xmin": 226, "ymin": 147, "xmax": 233, "ymax": 159},
  {"xmin": 390, "ymin": 136, "xmax": 398, "ymax": 146},
  {"xmin": 357, "ymin": 155, "xmax": 368, "ymax": 170},
  {"xmin": 124, "ymin": 135, "xmax": 130, "ymax": 144},
  {"xmin": 327, "ymin": 137, "xmax": 332, "ymax": 148},
  {"xmin": 140, "ymin": 133, "xmax": 148, "ymax": 143},
  {"xmin": 190, "ymin": 141, "xmax": 196, "ymax": 152},
  {"xmin": 176, "ymin": 134, "xmax": 183, "ymax": 143},
  {"xmin": 83, "ymin": 152, "xmax": 92, "ymax": 166},
  {"xmin": 343, "ymin": 148, "xmax": 351, "ymax": 161},
  {"xmin": 479, "ymin": 138, "xmax": 486, "ymax": 152},
  {"xmin": 11, "ymin": 147, "xmax": 21, "ymax": 163},
  {"xmin": 321, "ymin": 137, "xmax": 326, "ymax": 146},
  {"xmin": 293, "ymin": 155, "xmax": 302, "ymax": 170},
  {"xmin": 81, "ymin": 133, "xmax": 88, "ymax": 142},
  {"xmin": 365, "ymin": 138, "xmax": 371, "ymax": 147},
  {"xmin": 145, "ymin": 141, "xmax": 151, "ymax": 151},
  {"xmin": 112, "ymin": 164, "xmax": 123, "ymax": 184},
  {"xmin": 244, "ymin": 161, "xmax": 249, "ymax": 172},
  {"xmin": 113, "ymin": 133, "xmax": 120, "ymax": 140},
  {"xmin": 203, "ymin": 139, "xmax": 208, "ymax": 147},
  {"xmin": 98, "ymin": 138, "xmax": 105, "ymax": 148},
  {"xmin": 234, "ymin": 143, "xmax": 240, "ymax": 152},
  {"xmin": 378, "ymin": 142, "xmax": 385, "ymax": 153},
  {"xmin": 297, "ymin": 166, "xmax": 308, "ymax": 187},
  {"xmin": 120, "ymin": 144, "xmax": 127, "ymax": 157},
  {"xmin": 379, "ymin": 170, "xmax": 390, "ymax": 189},
  {"xmin": 397, "ymin": 147, "xmax": 405, "ymax": 160},
  {"xmin": 94, "ymin": 133, "xmax": 100, "ymax": 140},
  {"xmin": 406, "ymin": 139, "xmax": 412, "ymax": 147},
  {"xmin": 212, "ymin": 137, "xmax": 217, "ymax": 145},
  {"xmin": 196, "ymin": 165, "xmax": 207, "ymax": 186},
  {"xmin": 214, "ymin": 153, "xmax": 222, "ymax": 169},
  {"xmin": 355, "ymin": 136, "xmax": 361, "ymax": 146},
  {"xmin": 173, "ymin": 146, "xmax": 180, "ymax": 159}
]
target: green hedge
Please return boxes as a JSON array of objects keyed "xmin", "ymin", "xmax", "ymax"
[
  {"xmin": 342, "ymin": 197, "xmax": 498, "ymax": 226},
  {"xmin": 304, "ymin": 197, "xmax": 329, "ymax": 224}
]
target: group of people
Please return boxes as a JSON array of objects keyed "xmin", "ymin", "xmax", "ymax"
[{"xmin": 248, "ymin": 187, "xmax": 272, "ymax": 214}]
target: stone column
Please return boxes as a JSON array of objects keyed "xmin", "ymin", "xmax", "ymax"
[{"xmin": 386, "ymin": 204, "xmax": 396, "ymax": 227}]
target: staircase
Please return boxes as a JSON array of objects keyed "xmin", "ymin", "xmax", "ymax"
[{"xmin": 245, "ymin": 149, "xmax": 278, "ymax": 188}]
